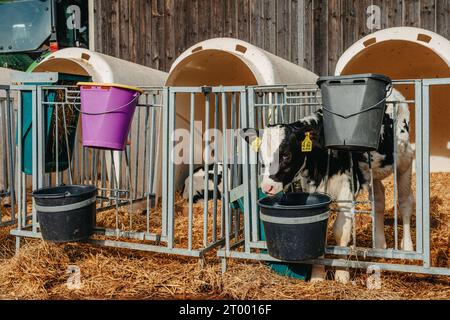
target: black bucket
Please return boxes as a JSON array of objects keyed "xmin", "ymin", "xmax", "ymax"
[
  {"xmin": 32, "ymin": 185, "xmax": 97, "ymax": 243},
  {"xmin": 258, "ymin": 192, "xmax": 332, "ymax": 261},
  {"xmin": 317, "ymin": 73, "xmax": 392, "ymax": 151}
]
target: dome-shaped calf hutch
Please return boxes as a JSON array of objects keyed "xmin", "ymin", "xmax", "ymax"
[
  {"xmin": 166, "ymin": 38, "xmax": 318, "ymax": 190},
  {"xmin": 336, "ymin": 27, "xmax": 450, "ymax": 172},
  {"xmin": 31, "ymin": 48, "xmax": 168, "ymax": 196}
]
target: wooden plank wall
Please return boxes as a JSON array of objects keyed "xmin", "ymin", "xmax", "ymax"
[{"xmin": 93, "ymin": 0, "xmax": 450, "ymax": 76}]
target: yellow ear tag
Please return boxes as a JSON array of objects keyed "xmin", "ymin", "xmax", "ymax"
[
  {"xmin": 301, "ymin": 132, "xmax": 312, "ymax": 152},
  {"xmin": 251, "ymin": 137, "xmax": 262, "ymax": 152}
]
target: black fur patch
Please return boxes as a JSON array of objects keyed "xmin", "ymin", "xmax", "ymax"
[{"xmin": 263, "ymin": 108, "xmax": 400, "ymax": 193}]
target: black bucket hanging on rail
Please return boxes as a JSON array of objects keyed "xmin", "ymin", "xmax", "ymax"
[
  {"xmin": 317, "ymin": 73, "xmax": 392, "ymax": 151},
  {"xmin": 32, "ymin": 185, "xmax": 97, "ymax": 243}
]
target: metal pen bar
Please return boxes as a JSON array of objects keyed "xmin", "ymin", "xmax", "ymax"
[
  {"xmin": 118, "ymin": 151, "xmax": 123, "ymax": 190},
  {"xmin": 149, "ymin": 94, "xmax": 159, "ymax": 204},
  {"xmin": 247, "ymin": 88, "xmax": 259, "ymax": 243},
  {"xmin": 422, "ymin": 84, "xmax": 431, "ymax": 268},
  {"xmin": 240, "ymin": 89, "xmax": 251, "ymax": 253},
  {"xmin": 144, "ymin": 95, "xmax": 151, "ymax": 233},
  {"xmin": 349, "ymin": 153, "xmax": 356, "ymax": 248},
  {"xmin": 124, "ymin": 145, "xmax": 133, "ymax": 229},
  {"xmin": 55, "ymin": 103, "xmax": 59, "ymax": 186},
  {"xmin": 1, "ymin": 102, "xmax": 7, "ymax": 203},
  {"xmin": 0, "ymin": 99, "xmax": 4, "ymax": 224},
  {"xmin": 212, "ymin": 93, "xmax": 220, "ymax": 238},
  {"xmin": 6, "ymin": 89, "xmax": 16, "ymax": 222},
  {"xmin": 73, "ymin": 125, "xmax": 79, "ymax": 184},
  {"xmin": 92, "ymin": 149, "xmax": 98, "ymax": 188},
  {"xmin": 161, "ymin": 88, "xmax": 169, "ymax": 239},
  {"xmin": 16, "ymin": 90, "xmax": 23, "ymax": 230},
  {"xmin": 414, "ymin": 80, "xmax": 423, "ymax": 254},
  {"xmin": 221, "ymin": 92, "xmax": 231, "ymax": 252},
  {"xmin": 133, "ymin": 106, "xmax": 140, "ymax": 199},
  {"xmin": 216, "ymin": 250, "xmax": 450, "ymax": 276},
  {"xmin": 31, "ymin": 88, "xmax": 38, "ymax": 233},
  {"xmin": 203, "ymin": 93, "xmax": 212, "ymax": 245},
  {"xmin": 61, "ymin": 104, "xmax": 74, "ymax": 185},
  {"xmin": 393, "ymin": 102, "xmax": 399, "ymax": 250},
  {"xmin": 100, "ymin": 151, "xmax": 106, "ymax": 208},
  {"xmin": 81, "ymin": 147, "xmax": 86, "ymax": 185},
  {"xmin": 167, "ymin": 90, "xmax": 176, "ymax": 248},
  {"xmin": 188, "ymin": 93, "xmax": 195, "ymax": 250},
  {"xmin": 142, "ymin": 95, "xmax": 149, "ymax": 199},
  {"xmin": 230, "ymin": 93, "xmax": 238, "ymax": 241},
  {"xmin": 153, "ymin": 93, "xmax": 162, "ymax": 205}
]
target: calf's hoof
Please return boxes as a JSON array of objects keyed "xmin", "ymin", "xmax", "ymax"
[
  {"xmin": 310, "ymin": 265, "xmax": 326, "ymax": 282},
  {"xmin": 401, "ymin": 238, "xmax": 414, "ymax": 251},
  {"xmin": 335, "ymin": 269, "xmax": 350, "ymax": 283},
  {"xmin": 375, "ymin": 239, "xmax": 387, "ymax": 250}
]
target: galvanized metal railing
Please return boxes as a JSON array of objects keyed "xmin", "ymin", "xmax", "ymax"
[
  {"xmin": 0, "ymin": 85, "xmax": 16, "ymax": 227},
  {"xmin": 10, "ymin": 83, "xmax": 167, "ymax": 251},
  {"xmin": 7, "ymin": 78, "xmax": 449, "ymax": 276},
  {"xmin": 218, "ymin": 80, "xmax": 450, "ymax": 277}
]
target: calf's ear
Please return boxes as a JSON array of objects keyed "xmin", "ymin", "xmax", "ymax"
[{"xmin": 240, "ymin": 128, "xmax": 259, "ymax": 144}]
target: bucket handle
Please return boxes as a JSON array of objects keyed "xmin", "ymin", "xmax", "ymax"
[
  {"xmin": 74, "ymin": 92, "xmax": 140, "ymax": 115},
  {"xmin": 34, "ymin": 196, "xmax": 97, "ymax": 213},
  {"xmin": 320, "ymin": 84, "xmax": 393, "ymax": 119},
  {"xmin": 32, "ymin": 191, "xmax": 72, "ymax": 199}
]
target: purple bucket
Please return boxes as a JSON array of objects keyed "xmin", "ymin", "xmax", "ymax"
[{"xmin": 78, "ymin": 83, "xmax": 142, "ymax": 150}]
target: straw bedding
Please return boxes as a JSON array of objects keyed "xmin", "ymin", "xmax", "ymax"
[{"xmin": 0, "ymin": 173, "xmax": 448, "ymax": 300}]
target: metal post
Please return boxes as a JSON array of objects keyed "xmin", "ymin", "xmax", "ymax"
[
  {"xmin": 422, "ymin": 83, "xmax": 431, "ymax": 268},
  {"xmin": 188, "ymin": 93, "xmax": 195, "ymax": 250},
  {"xmin": 368, "ymin": 152, "xmax": 376, "ymax": 249},
  {"xmin": 6, "ymin": 88, "xmax": 16, "ymax": 223},
  {"xmin": 221, "ymin": 92, "xmax": 230, "ymax": 252},
  {"xmin": 247, "ymin": 88, "xmax": 259, "ymax": 243},
  {"xmin": 240, "ymin": 89, "xmax": 251, "ymax": 253},
  {"xmin": 161, "ymin": 88, "xmax": 169, "ymax": 240},
  {"xmin": 31, "ymin": 87, "xmax": 38, "ymax": 233},
  {"xmin": 167, "ymin": 90, "xmax": 176, "ymax": 248},
  {"xmin": 414, "ymin": 80, "xmax": 423, "ymax": 254},
  {"xmin": 349, "ymin": 153, "xmax": 357, "ymax": 249},
  {"xmin": 203, "ymin": 92, "xmax": 211, "ymax": 246},
  {"xmin": 393, "ymin": 101, "xmax": 399, "ymax": 250}
]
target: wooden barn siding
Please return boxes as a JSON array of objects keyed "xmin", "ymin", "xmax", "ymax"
[{"xmin": 93, "ymin": 0, "xmax": 450, "ymax": 76}]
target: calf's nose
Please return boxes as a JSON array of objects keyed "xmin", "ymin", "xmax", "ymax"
[{"xmin": 263, "ymin": 185, "xmax": 274, "ymax": 194}]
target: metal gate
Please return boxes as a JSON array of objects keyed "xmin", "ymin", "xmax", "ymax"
[
  {"xmin": 7, "ymin": 79, "xmax": 450, "ymax": 276},
  {"xmin": 9, "ymin": 80, "xmax": 170, "ymax": 254},
  {"xmin": 217, "ymin": 80, "xmax": 450, "ymax": 277}
]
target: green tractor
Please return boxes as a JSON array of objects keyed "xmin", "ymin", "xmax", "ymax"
[{"xmin": 0, "ymin": 0, "xmax": 89, "ymax": 71}]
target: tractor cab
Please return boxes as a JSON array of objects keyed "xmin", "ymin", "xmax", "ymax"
[{"xmin": 0, "ymin": 0, "xmax": 89, "ymax": 71}]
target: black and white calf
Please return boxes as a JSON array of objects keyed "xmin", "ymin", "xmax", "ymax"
[
  {"xmin": 242, "ymin": 89, "xmax": 415, "ymax": 282},
  {"xmin": 182, "ymin": 164, "xmax": 224, "ymax": 203}
]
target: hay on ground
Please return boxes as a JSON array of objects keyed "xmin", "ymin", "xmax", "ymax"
[{"xmin": 0, "ymin": 173, "xmax": 448, "ymax": 300}]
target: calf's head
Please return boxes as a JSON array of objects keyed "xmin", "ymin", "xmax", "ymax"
[{"xmin": 241, "ymin": 123, "xmax": 321, "ymax": 196}]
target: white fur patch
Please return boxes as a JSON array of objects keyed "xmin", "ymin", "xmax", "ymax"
[{"xmin": 259, "ymin": 125, "xmax": 286, "ymax": 194}]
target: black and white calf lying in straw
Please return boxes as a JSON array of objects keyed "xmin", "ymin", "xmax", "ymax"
[
  {"xmin": 242, "ymin": 89, "xmax": 415, "ymax": 282},
  {"xmin": 182, "ymin": 164, "xmax": 224, "ymax": 203}
]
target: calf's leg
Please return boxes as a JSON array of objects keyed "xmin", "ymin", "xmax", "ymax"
[
  {"xmin": 333, "ymin": 203, "xmax": 353, "ymax": 283},
  {"xmin": 373, "ymin": 180, "xmax": 387, "ymax": 249},
  {"xmin": 397, "ymin": 166, "xmax": 414, "ymax": 251},
  {"xmin": 332, "ymin": 176, "xmax": 354, "ymax": 283}
]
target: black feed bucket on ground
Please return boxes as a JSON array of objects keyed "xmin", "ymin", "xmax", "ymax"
[
  {"xmin": 32, "ymin": 185, "xmax": 97, "ymax": 243},
  {"xmin": 258, "ymin": 193, "xmax": 332, "ymax": 261},
  {"xmin": 317, "ymin": 74, "xmax": 392, "ymax": 151}
]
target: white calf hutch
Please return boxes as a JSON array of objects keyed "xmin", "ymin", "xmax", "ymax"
[{"xmin": 336, "ymin": 27, "xmax": 450, "ymax": 173}]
